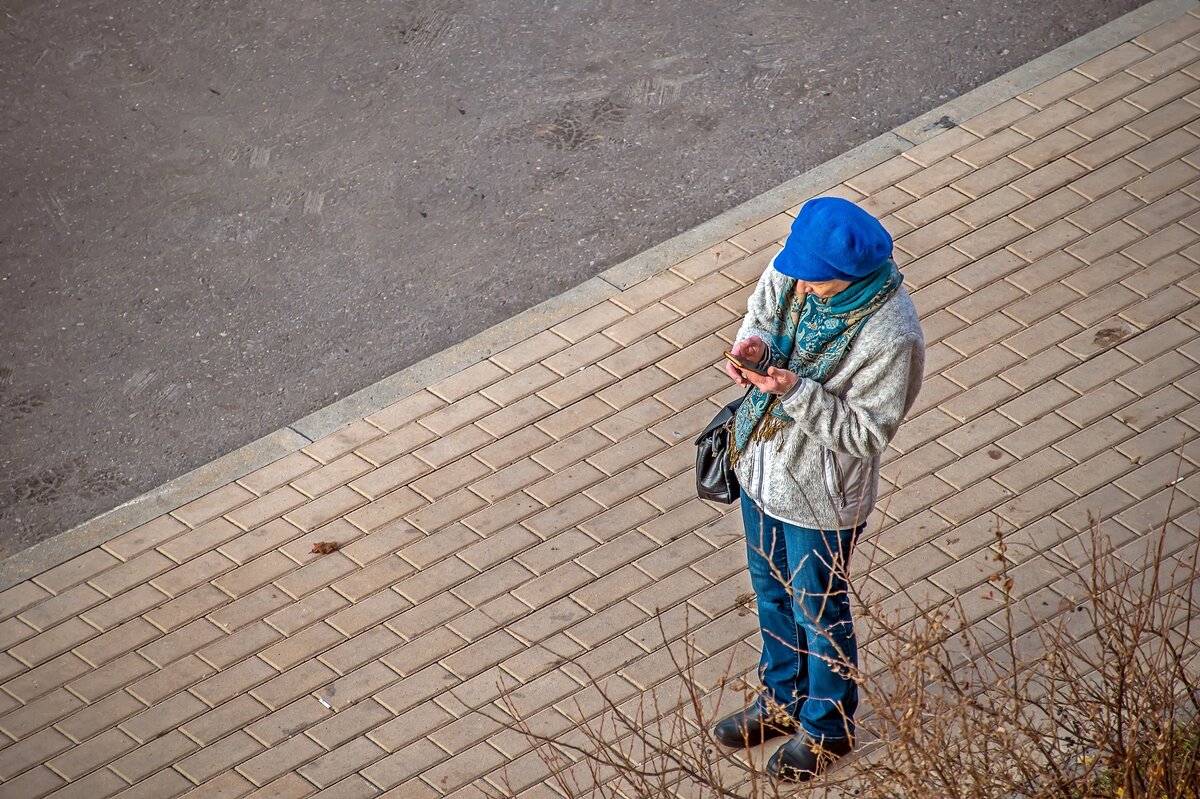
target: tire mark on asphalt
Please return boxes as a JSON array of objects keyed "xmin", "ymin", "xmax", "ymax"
[
  {"xmin": 37, "ymin": 191, "xmax": 70, "ymax": 237},
  {"xmin": 387, "ymin": 8, "xmax": 460, "ymax": 55},
  {"xmin": 536, "ymin": 96, "xmax": 629, "ymax": 151},
  {"xmin": 120, "ymin": 368, "xmax": 179, "ymax": 411},
  {"xmin": 303, "ymin": 191, "xmax": 325, "ymax": 216},
  {"xmin": 1, "ymin": 391, "xmax": 45, "ymax": 420},
  {"xmin": 0, "ymin": 456, "xmax": 130, "ymax": 511},
  {"xmin": 624, "ymin": 75, "xmax": 702, "ymax": 107},
  {"xmin": 751, "ymin": 60, "xmax": 787, "ymax": 93},
  {"xmin": 123, "ymin": 367, "xmax": 156, "ymax": 399},
  {"xmin": 249, "ymin": 146, "xmax": 271, "ymax": 168}
]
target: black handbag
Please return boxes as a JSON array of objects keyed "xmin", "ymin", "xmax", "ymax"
[{"xmin": 694, "ymin": 392, "xmax": 748, "ymax": 504}]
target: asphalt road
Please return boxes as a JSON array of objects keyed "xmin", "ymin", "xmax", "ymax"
[{"xmin": 0, "ymin": 0, "xmax": 1150, "ymax": 556}]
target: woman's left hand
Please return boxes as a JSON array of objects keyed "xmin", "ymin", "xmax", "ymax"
[{"xmin": 742, "ymin": 366, "xmax": 800, "ymax": 395}]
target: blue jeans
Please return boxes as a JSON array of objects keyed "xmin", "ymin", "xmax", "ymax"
[{"xmin": 741, "ymin": 493, "xmax": 863, "ymax": 742}]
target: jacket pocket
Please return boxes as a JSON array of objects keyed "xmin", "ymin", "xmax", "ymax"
[{"xmin": 822, "ymin": 448, "xmax": 878, "ymax": 529}]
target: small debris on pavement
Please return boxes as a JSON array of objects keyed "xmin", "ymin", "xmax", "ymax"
[{"xmin": 1093, "ymin": 327, "xmax": 1128, "ymax": 347}]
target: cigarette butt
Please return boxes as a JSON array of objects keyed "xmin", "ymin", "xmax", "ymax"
[{"xmin": 317, "ymin": 697, "xmax": 332, "ymax": 710}]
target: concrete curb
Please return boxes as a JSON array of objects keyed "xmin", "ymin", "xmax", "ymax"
[
  {"xmin": 3, "ymin": 0, "xmax": 1193, "ymax": 592},
  {"xmin": 290, "ymin": 276, "xmax": 621, "ymax": 440},
  {"xmin": 894, "ymin": 0, "xmax": 1199, "ymax": 145},
  {"xmin": 598, "ymin": 133, "xmax": 912, "ymax": 291},
  {"xmin": 0, "ymin": 428, "xmax": 309, "ymax": 591}
]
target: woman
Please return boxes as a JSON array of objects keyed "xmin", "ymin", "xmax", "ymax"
[{"xmin": 712, "ymin": 196, "xmax": 925, "ymax": 781}]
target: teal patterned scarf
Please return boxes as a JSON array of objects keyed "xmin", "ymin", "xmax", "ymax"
[{"xmin": 729, "ymin": 261, "xmax": 902, "ymax": 466}]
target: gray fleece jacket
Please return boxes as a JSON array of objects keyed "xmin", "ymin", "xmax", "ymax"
[{"xmin": 733, "ymin": 259, "xmax": 925, "ymax": 531}]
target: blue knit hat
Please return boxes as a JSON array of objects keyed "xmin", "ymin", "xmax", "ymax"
[{"xmin": 773, "ymin": 197, "xmax": 893, "ymax": 282}]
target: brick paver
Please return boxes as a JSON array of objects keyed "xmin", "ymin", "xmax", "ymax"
[{"xmin": 5, "ymin": 11, "xmax": 1200, "ymax": 798}]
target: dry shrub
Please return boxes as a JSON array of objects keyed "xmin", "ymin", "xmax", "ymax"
[
  {"xmin": 487, "ymin": 496, "xmax": 1200, "ymax": 799},
  {"xmin": 855, "ymin": 518, "xmax": 1200, "ymax": 799}
]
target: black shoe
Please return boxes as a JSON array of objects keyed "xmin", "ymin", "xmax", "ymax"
[
  {"xmin": 768, "ymin": 733, "xmax": 854, "ymax": 782},
  {"xmin": 712, "ymin": 704, "xmax": 798, "ymax": 747}
]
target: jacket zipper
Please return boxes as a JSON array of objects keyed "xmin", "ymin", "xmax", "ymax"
[
  {"xmin": 830, "ymin": 450, "xmax": 847, "ymax": 508},
  {"xmin": 754, "ymin": 441, "xmax": 766, "ymax": 502}
]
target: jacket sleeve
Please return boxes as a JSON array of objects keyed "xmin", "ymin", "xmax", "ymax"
[
  {"xmin": 734, "ymin": 253, "xmax": 783, "ymax": 366},
  {"xmin": 778, "ymin": 334, "xmax": 925, "ymax": 459}
]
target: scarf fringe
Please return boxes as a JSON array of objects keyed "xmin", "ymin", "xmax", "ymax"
[{"xmin": 729, "ymin": 399, "xmax": 792, "ymax": 468}]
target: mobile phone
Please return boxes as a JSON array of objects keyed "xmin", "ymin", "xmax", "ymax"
[{"xmin": 723, "ymin": 351, "xmax": 770, "ymax": 376}]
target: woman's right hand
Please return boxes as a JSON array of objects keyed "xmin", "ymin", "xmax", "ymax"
[{"xmin": 726, "ymin": 336, "xmax": 767, "ymax": 386}]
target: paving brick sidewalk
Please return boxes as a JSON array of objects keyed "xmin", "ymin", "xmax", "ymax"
[{"xmin": 4, "ymin": 7, "xmax": 1200, "ymax": 799}]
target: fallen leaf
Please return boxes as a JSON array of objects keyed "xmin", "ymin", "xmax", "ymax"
[
  {"xmin": 1093, "ymin": 326, "xmax": 1129, "ymax": 347},
  {"xmin": 311, "ymin": 541, "xmax": 340, "ymax": 555}
]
